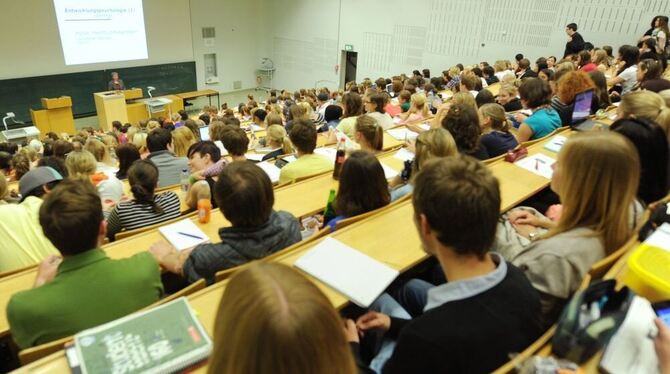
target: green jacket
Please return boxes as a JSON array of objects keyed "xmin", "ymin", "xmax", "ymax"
[{"xmin": 7, "ymin": 248, "xmax": 163, "ymax": 349}]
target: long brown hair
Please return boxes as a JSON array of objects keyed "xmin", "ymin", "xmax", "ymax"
[
  {"xmin": 208, "ymin": 262, "xmax": 357, "ymax": 374},
  {"xmin": 334, "ymin": 151, "xmax": 390, "ymax": 218},
  {"xmin": 355, "ymin": 115, "xmax": 383, "ymax": 151},
  {"xmin": 128, "ymin": 160, "xmax": 163, "ymax": 214},
  {"xmin": 546, "ymin": 132, "xmax": 639, "ymax": 253}
]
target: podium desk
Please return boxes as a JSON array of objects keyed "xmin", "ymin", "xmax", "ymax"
[
  {"xmin": 29, "ymin": 96, "xmax": 75, "ymax": 135},
  {"xmin": 94, "ymin": 91, "xmax": 128, "ymax": 132}
]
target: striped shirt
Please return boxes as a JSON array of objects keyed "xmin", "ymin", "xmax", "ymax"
[{"xmin": 106, "ymin": 191, "xmax": 181, "ymax": 240}]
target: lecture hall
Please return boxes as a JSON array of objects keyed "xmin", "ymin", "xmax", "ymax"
[{"xmin": 1, "ymin": 0, "xmax": 670, "ymax": 373}]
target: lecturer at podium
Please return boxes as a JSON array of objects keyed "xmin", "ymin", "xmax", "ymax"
[{"xmin": 107, "ymin": 72, "xmax": 126, "ymax": 91}]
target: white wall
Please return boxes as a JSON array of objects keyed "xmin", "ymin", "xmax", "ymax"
[
  {"xmin": 264, "ymin": 0, "xmax": 670, "ymax": 91},
  {"xmin": 0, "ymin": 0, "xmax": 194, "ymax": 80},
  {"xmin": 188, "ymin": 0, "xmax": 264, "ymax": 92}
]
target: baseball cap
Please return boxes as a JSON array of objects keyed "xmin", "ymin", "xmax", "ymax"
[{"xmin": 19, "ymin": 167, "xmax": 63, "ymax": 200}]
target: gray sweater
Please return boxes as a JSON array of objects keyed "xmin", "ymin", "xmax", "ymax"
[{"xmin": 182, "ymin": 210, "xmax": 302, "ymax": 284}]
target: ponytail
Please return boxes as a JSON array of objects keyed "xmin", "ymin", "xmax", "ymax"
[
  {"xmin": 280, "ymin": 135, "xmax": 294, "ymax": 155},
  {"xmin": 355, "ymin": 115, "xmax": 384, "ymax": 151},
  {"xmin": 128, "ymin": 160, "xmax": 163, "ymax": 214}
]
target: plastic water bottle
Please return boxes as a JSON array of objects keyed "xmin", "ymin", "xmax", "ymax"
[{"xmin": 180, "ymin": 169, "xmax": 190, "ymax": 192}]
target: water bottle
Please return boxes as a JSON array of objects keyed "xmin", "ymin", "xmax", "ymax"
[
  {"xmin": 180, "ymin": 169, "xmax": 190, "ymax": 192},
  {"xmin": 332, "ymin": 137, "xmax": 346, "ymax": 180}
]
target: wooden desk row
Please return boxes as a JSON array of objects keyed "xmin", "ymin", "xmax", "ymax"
[{"xmin": 14, "ymin": 131, "xmax": 573, "ymax": 373}]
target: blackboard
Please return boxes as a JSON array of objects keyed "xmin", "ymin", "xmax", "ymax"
[{"xmin": 0, "ymin": 61, "xmax": 197, "ymax": 124}]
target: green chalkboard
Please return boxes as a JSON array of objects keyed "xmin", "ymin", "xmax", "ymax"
[{"xmin": 0, "ymin": 61, "xmax": 196, "ymax": 124}]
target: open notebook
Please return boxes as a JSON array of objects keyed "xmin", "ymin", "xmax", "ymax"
[
  {"xmin": 158, "ymin": 219, "xmax": 209, "ymax": 251},
  {"xmin": 294, "ymin": 237, "xmax": 399, "ymax": 307}
]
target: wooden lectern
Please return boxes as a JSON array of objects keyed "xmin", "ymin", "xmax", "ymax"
[
  {"xmin": 94, "ymin": 91, "xmax": 128, "ymax": 132},
  {"xmin": 30, "ymin": 96, "xmax": 76, "ymax": 135}
]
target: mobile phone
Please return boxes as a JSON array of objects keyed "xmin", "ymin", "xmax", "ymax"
[
  {"xmin": 274, "ymin": 158, "xmax": 289, "ymax": 169},
  {"xmin": 653, "ymin": 301, "xmax": 670, "ymax": 326}
]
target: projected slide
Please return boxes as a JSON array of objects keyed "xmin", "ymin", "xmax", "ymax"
[{"xmin": 53, "ymin": 0, "xmax": 148, "ymax": 65}]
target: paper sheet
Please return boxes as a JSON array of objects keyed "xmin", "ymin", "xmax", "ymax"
[
  {"xmin": 380, "ymin": 162, "xmax": 399, "ymax": 180},
  {"xmin": 387, "ymin": 128, "xmax": 419, "ymax": 141},
  {"xmin": 394, "ymin": 148, "xmax": 415, "ymax": 162},
  {"xmin": 294, "ymin": 237, "xmax": 399, "ymax": 307},
  {"xmin": 158, "ymin": 219, "xmax": 209, "ymax": 251},
  {"xmin": 256, "ymin": 161, "xmax": 281, "ymax": 183},
  {"xmin": 514, "ymin": 154, "xmax": 556, "ymax": 179},
  {"xmin": 543, "ymin": 135, "xmax": 567, "ymax": 153}
]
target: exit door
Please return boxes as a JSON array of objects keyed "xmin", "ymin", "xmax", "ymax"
[{"xmin": 340, "ymin": 50, "xmax": 358, "ymax": 89}]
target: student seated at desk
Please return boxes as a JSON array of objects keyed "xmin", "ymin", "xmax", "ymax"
[
  {"xmin": 66, "ymin": 150, "xmax": 124, "ymax": 212},
  {"xmin": 186, "ymin": 141, "xmax": 222, "ymax": 210},
  {"xmin": 279, "ymin": 119, "xmax": 333, "ymax": 184},
  {"xmin": 7, "ymin": 179, "xmax": 163, "ymax": 349},
  {"xmin": 636, "ymin": 59, "xmax": 670, "ymax": 93},
  {"xmin": 617, "ymin": 90, "xmax": 670, "ymax": 141},
  {"xmin": 325, "ymin": 151, "xmax": 390, "ymax": 230},
  {"xmin": 478, "ymin": 103, "xmax": 519, "ymax": 157},
  {"xmin": 397, "ymin": 93, "xmax": 430, "ymax": 124},
  {"xmin": 150, "ymin": 162, "xmax": 301, "ymax": 285},
  {"xmin": 106, "ymin": 160, "xmax": 181, "ymax": 241},
  {"xmin": 336, "ymin": 92, "xmax": 365, "ymax": 139},
  {"xmin": 498, "ymin": 132, "xmax": 640, "ymax": 327},
  {"xmin": 608, "ymin": 45, "xmax": 639, "ymax": 97},
  {"xmin": 364, "ymin": 93, "xmax": 394, "ymax": 130},
  {"xmin": 458, "ymin": 73, "xmax": 480, "ymax": 97},
  {"xmin": 0, "ymin": 167, "xmax": 62, "ymax": 273},
  {"xmin": 389, "ymin": 128, "xmax": 457, "ymax": 202},
  {"xmin": 324, "ymin": 104, "xmax": 343, "ymax": 130},
  {"xmin": 512, "ymin": 78, "xmax": 561, "ymax": 142},
  {"xmin": 496, "ymin": 84, "xmax": 523, "ymax": 112},
  {"xmin": 261, "ymin": 125, "xmax": 293, "ymax": 161},
  {"xmin": 171, "ymin": 127, "xmax": 197, "ymax": 158},
  {"xmin": 114, "ymin": 143, "xmax": 141, "ymax": 180},
  {"xmin": 550, "ymin": 71, "xmax": 598, "ymax": 126},
  {"xmin": 577, "ymin": 50, "xmax": 597, "ymax": 72},
  {"xmin": 612, "ymin": 118, "xmax": 669, "ymax": 205},
  {"xmin": 146, "ymin": 128, "xmax": 189, "ymax": 187},
  {"xmin": 350, "ymin": 156, "xmax": 542, "ymax": 373},
  {"xmin": 209, "ymin": 262, "xmax": 363, "ymax": 374},
  {"xmin": 354, "ymin": 115, "xmax": 384, "ymax": 153},
  {"xmin": 442, "ymin": 103, "xmax": 489, "ymax": 160}
]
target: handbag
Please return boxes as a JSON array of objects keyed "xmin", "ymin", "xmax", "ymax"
[
  {"xmin": 551, "ymin": 279, "xmax": 634, "ymax": 364},
  {"xmin": 504, "ymin": 147, "xmax": 528, "ymax": 162}
]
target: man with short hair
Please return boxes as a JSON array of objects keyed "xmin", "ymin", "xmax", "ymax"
[
  {"xmin": 251, "ymin": 108, "xmax": 267, "ymax": 128},
  {"xmin": 0, "ymin": 167, "xmax": 62, "ymax": 273},
  {"xmin": 7, "ymin": 179, "xmax": 163, "ymax": 349},
  {"xmin": 107, "ymin": 72, "xmax": 125, "ymax": 91},
  {"xmin": 564, "ymin": 23, "xmax": 585, "ymax": 58},
  {"xmin": 316, "ymin": 92, "xmax": 331, "ymax": 117},
  {"xmin": 150, "ymin": 161, "xmax": 302, "ymax": 285},
  {"xmin": 349, "ymin": 156, "xmax": 542, "ymax": 373},
  {"xmin": 517, "ymin": 58, "xmax": 538, "ymax": 79},
  {"xmin": 146, "ymin": 128, "xmax": 189, "ymax": 187},
  {"xmin": 279, "ymin": 119, "xmax": 333, "ymax": 184}
]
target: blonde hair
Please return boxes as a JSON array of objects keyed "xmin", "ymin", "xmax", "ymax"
[
  {"xmin": 451, "ymin": 92, "xmax": 478, "ymax": 112},
  {"xmin": 448, "ymin": 66, "xmax": 460, "ymax": 77},
  {"xmin": 126, "ymin": 126, "xmax": 138, "ymax": 143},
  {"xmin": 266, "ymin": 125, "xmax": 293, "ymax": 154},
  {"xmin": 146, "ymin": 120, "xmax": 161, "ymax": 131},
  {"xmin": 171, "ymin": 127, "xmax": 197, "ymax": 157},
  {"xmin": 500, "ymin": 74, "xmax": 518, "ymax": 85},
  {"xmin": 84, "ymin": 138, "xmax": 113, "ymax": 165},
  {"xmin": 493, "ymin": 60, "xmax": 507, "ymax": 73},
  {"xmin": 478, "ymin": 103, "xmax": 512, "ymax": 132},
  {"xmin": 0, "ymin": 171, "xmax": 7, "ymax": 200},
  {"xmin": 65, "ymin": 150, "xmax": 97, "ymax": 178},
  {"xmin": 355, "ymin": 114, "xmax": 383, "ymax": 151},
  {"xmin": 498, "ymin": 84, "xmax": 519, "ymax": 98},
  {"xmin": 297, "ymin": 101, "xmax": 315, "ymax": 118},
  {"xmin": 659, "ymin": 89, "xmax": 670, "ymax": 108},
  {"xmin": 547, "ymin": 132, "xmax": 639, "ymax": 253},
  {"xmin": 132, "ymin": 132, "xmax": 148, "ymax": 154},
  {"xmin": 593, "ymin": 49, "xmax": 609, "ymax": 67},
  {"xmin": 619, "ymin": 90, "xmax": 670, "ymax": 141},
  {"xmin": 555, "ymin": 61, "xmax": 576, "ymax": 73},
  {"xmin": 410, "ymin": 93, "xmax": 430, "ymax": 117},
  {"xmin": 100, "ymin": 134, "xmax": 118, "ymax": 148},
  {"xmin": 413, "ymin": 128, "xmax": 458, "ymax": 177},
  {"xmin": 208, "ymin": 262, "xmax": 356, "ymax": 374}
]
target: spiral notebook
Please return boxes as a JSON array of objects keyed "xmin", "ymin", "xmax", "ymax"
[{"xmin": 66, "ymin": 298, "xmax": 212, "ymax": 374}]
